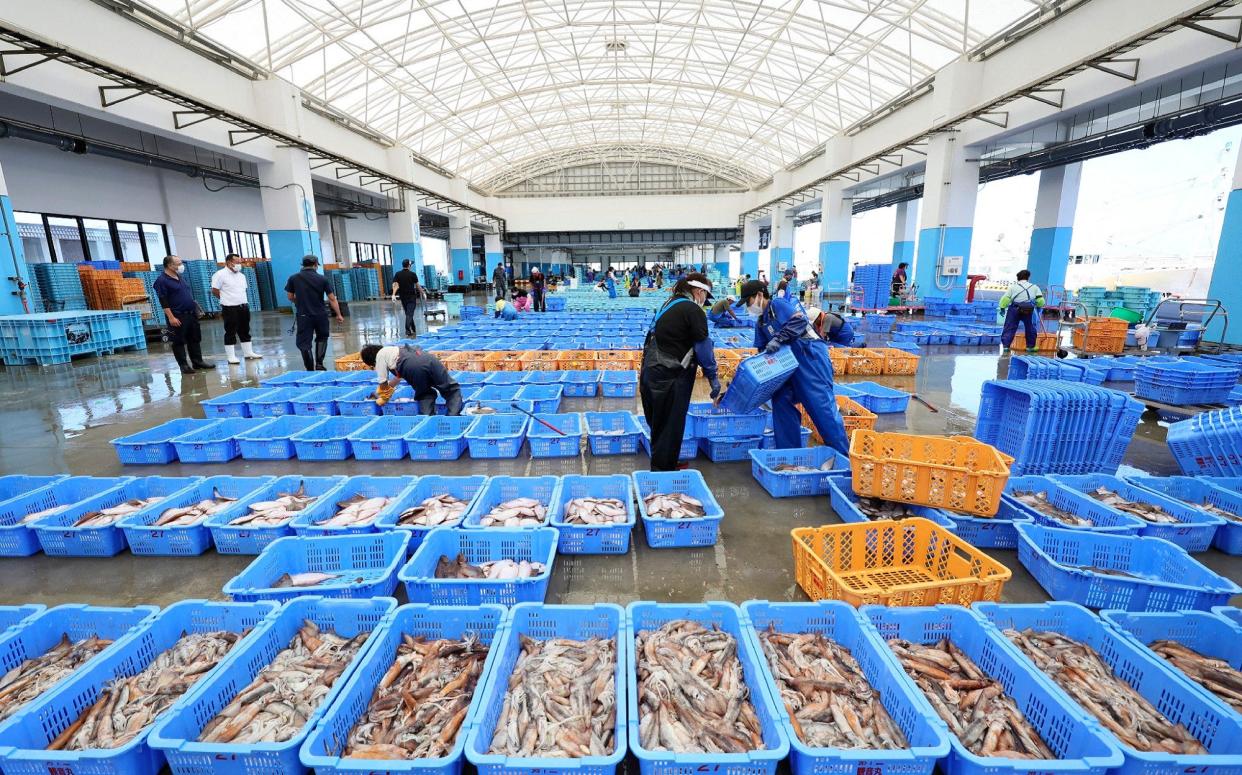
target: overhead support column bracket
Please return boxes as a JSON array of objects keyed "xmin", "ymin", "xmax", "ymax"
[
  {"xmin": 878, "ymin": 154, "xmax": 904, "ymax": 166},
  {"xmin": 1088, "ymin": 58, "xmax": 1140, "ymax": 81},
  {"xmin": 974, "ymin": 111, "xmax": 1010, "ymax": 128},
  {"xmin": 227, "ymin": 129, "xmax": 263, "ymax": 146},
  {"xmin": 1024, "ymin": 88, "xmax": 1065, "ymax": 108},
  {"xmin": 0, "ymin": 46, "xmax": 58, "ymax": 76},
  {"xmin": 172, "ymin": 109, "xmax": 219, "ymax": 129},
  {"xmin": 98, "ymin": 84, "xmax": 151, "ymax": 107},
  {"xmin": 1179, "ymin": 14, "xmax": 1242, "ymax": 43},
  {"xmin": 335, "ymin": 166, "xmax": 358, "ymax": 180}
]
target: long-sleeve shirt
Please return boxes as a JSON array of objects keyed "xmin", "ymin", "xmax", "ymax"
[
  {"xmin": 754, "ymin": 297, "xmax": 809, "ymax": 350},
  {"xmin": 1000, "ymin": 281, "xmax": 1044, "ymax": 309}
]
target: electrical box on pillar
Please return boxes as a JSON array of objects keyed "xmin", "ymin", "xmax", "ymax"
[{"xmin": 941, "ymin": 256, "xmax": 964, "ymax": 276}]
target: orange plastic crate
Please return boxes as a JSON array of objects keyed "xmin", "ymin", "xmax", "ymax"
[
  {"xmin": 1072, "ymin": 318, "xmax": 1126, "ymax": 354},
  {"xmin": 828, "ymin": 349, "xmax": 848, "ymax": 374},
  {"xmin": 790, "ymin": 519, "xmax": 1011, "ymax": 606},
  {"xmin": 456, "ymin": 351, "xmax": 488, "ymax": 371},
  {"xmin": 1033, "ymin": 332, "xmax": 1059, "ymax": 352},
  {"xmin": 870, "ymin": 347, "xmax": 920, "ymax": 375},
  {"xmin": 840, "ymin": 348, "xmax": 885, "ymax": 375},
  {"xmin": 849, "ymin": 430, "xmax": 1013, "ymax": 517},
  {"xmin": 800, "ymin": 396, "xmax": 875, "ymax": 446},
  {"xmin": 558, "ymin": 350, "xmax": 596, "ymax": 371},
  {"xmin": 334, "ymin": 354, "xmax": 369, "ymax": 371},
  {"xmin": 523, "ymin": 351, "xmax": 561, "ymax": 370},
  {"xmin": 483, "ymin": 351, "xmax": 526, "ymax": 371},
  {"xmin": 595, "ymin": 350, "xmax": 638, "ymax": 370}
]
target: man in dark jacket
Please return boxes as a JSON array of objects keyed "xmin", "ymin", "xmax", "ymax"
[
  {"xmin": 284, "ymin": 255, "xmax": 344, "ymax": 370},
  {"xmin": 529, "ymin": 267, "xmax": 546, "ymax": 312},
  {"xmin": 153, "ymin": 255, "xmax": 211, "ymax": 374},
  {"xmin": 391, "ymin": 259, "xmax": 425, "ymax": 337}
]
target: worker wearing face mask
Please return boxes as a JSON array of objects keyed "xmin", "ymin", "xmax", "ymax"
[
  {"xmin": 740, "ymin": 279, "xmax": 850, "ymax": 454},
  {"xmin": 210, "ymin": 253, "xmax": 261, "ymax": 364},
  {"xmin": 153, "ymin": 255, "xmax": 211, "ymax": 374},
  {"xmin": 640, "ymin": 272, "xmax": 720, "ymax": 471}
]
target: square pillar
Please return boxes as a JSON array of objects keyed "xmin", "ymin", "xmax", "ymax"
[
  {"xmin": 0, "ymin": 163, "xmax": 34, "ymax": 315},
  {"xmin": 915, "ymin": 133, "xmax": 979, "ymax": 302},
  {"xmin": 1209, "ymin": 148, "xmax": 1242, "ymax": 343},
  {"xmin": 818, "ymin": 180, "xmax": 851, "ymax": 294},
  {"xmin": 713, "ymin": 244, "xmax": 730, "ymax": 277},
  {"xmin": 484, "ymin": 232, "xmax": 503, "ymax": 280},
  {"xmin": 259, "ymin": 146, "xmax": 321, "ymax": 309},
  {"xmin": 769, "ymin": 206, "xmax": 794, "ymax": 284},
  {"xmin": 448, "ymin": 214, "xmax": 472, "ymax": 285},
  {"xmin": 741, "ymin": 219, "xmax": 760, "ymax": 278},
  {"xmin": 1026, "ymin": 163, "xmax": 1081, "ymax": 294},
  {"xmin": 892, "ymin": 199, "xmax": 918, "ymax": 269},
  {"xmin": 389, "ymin": 189, "xmax": 424, "ymax": 273}
]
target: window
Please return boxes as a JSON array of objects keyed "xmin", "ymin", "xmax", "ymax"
[
  {"xmin": 13, "ymin": 211, "xmax": 170, "ymax": 264},
  {"xmin": 349, "ymin": 241, "xmax": 391, "ymax": 264},
  {"xmin": 198, "ymin": 227, "xmax": 267, "ymax": 261},
  {"xmin": 82, "ymin": 219, "xmax": 117, "ymax": 262},
  {"xmin": 15, "ymin": 211, "xmax": 52, "ymax": 263}
]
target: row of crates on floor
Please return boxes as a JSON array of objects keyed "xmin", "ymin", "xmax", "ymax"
[
  {"xmin": 28, "ymin": 263, "xmax": 87, "ymax": 311},
  {"xmin": 327, "ymin": 267, "xmax": 383, "ymax": 302},
  {"xmin": 850, "ymin": 262, "xmax": 892, "ymax": 309},
  {"xmin": 921, "ymin": 297, "xmax": 999, "ymax": 321},
  {"xmin": 2, "ymin": 595, "xmax": 1242, "ymax": 775},
  {"xmin": 890, "ymin": 319, "xmax": 1007, "ymax": 347},
  {"xmin": 1168, "ymin": 403, "xmax": 1242, "ymax": 474},
  {"xmin": 0, "ymin": 310, "xmax": 146, "ymax": 366},
  {"xmin": 0, "ymin": 470, "xmax": 724, "ymax": 557}
]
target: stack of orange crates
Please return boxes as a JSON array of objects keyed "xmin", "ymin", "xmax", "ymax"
[
  {"xmin": 1071, "ymin": 317, "xmax": 1126, "ymax": 354},
  {"xmin": 77, "ymin": 267, "xmax": 147, "ymax": 310}
]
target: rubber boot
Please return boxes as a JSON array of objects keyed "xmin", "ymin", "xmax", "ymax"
[
  {"xmin": 188, "ymin": 342, "xmax": 214, "ymax": 369},
  {"xmin": 240, "ymin": 341, "xmax": 262, "ymax": 359},
  {"xmin": 299, "ymin": 348, "xmax": 314, "ymax": 370},
  {"xmin": 314, "ymin": 340, "xmax": 329, "ymax": 370},
  {"xmin": 172, "ymin": 344, "xmax": 195, "ymax": 374},
  {"xmin": 224, "ymin": 345, "xmax": 240, "ymax": 364}
]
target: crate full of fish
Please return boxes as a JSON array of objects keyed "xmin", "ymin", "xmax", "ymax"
[
  {"xmin": 0, "ymin": 600, "xmax": 275, "ymax": 775},
  {"xmin": 204, "ymin": 476, "xmax": 345, "ymax": 555},
  {"xmin": 851, "ymin": 431, "xmax": 1012, "ymax": 517},
  {"xmin": 863, "ymin": 605, "xmax": 1124, "ymax": 775},
  {"xmin": 118, "ymin": 476, "xmax": 273, "ymax": 556},
  {"xmin": 148, "ymin": 596, "xmax": 394, "ymax": 775},
  {"xmin": 585, "ymin": 412, "xmax": 643, "ymax": 455},
  {"xmin": 407, "ymin": 416, "xmax": 472, "ymax": 461},
  {"xmin": 30, "ymin": 476, "xmax": 199, "ymax": 557},
  {"xmin": 526, "ymin": 413, "xmax": 584, "ymax": 458},
  {"xmin": 1014, "ymin": 523, "xmax": 1242, "ymax": 611},
  {"xmin": 398, "ymin": 527, "xmax": 558, "ymax": 607},
  {"xmin": 234, "ymin": 416, "xmax": 326, "ymax": 461},
  {"xmin": 824, "ymin": 475, "xmax": 957, "ymax": 531},
  {"xmin": 1124, "ymin": 474, "xmax": 1242, "ymax": 554},
  {"xmin": 721, "ymin": 346, "xmax": 799, "ymax": 414},
  {"xmin": 223, "ymin": 532, "xmax": 410, "ymax": 603},
  {"xmin": 0, "ymin": 476, "xmax": 132, "ymax": 557},
  {"xmin": 112, "ymin": 419, "xmax": 219, "ymax": 465},
  {"xmin": 632, "ymin": 470, "xmax": 724, "ymax": 549},
  {"xmin": 791, "ymin": 519, "xmax": 1010, "ymax": 607},
  {"xmin": 301, "ymin": 603, "xmax": 509, "ymax": 775},
  {"xmin": 170, "ymin": 418, "xmax": 254, "ymax": 464},
  {"xmin": 741, "ymin": 601, "xmax": 950, "ymax": 775},
  {"xmin": 291, "ymin": 416, "xmax": 373, "ymax": 461},
  {"xmin": 1050, "ymin": 474, "xmax": 1225, "ymax": 552},
  {"xmin": 749, "ymin": 447, "xmax": 849, "ymax": 497},
  {"xmin": 976, "ymin": 602, "xmax": 1242, "ymax": 775},
  {"xmin": 1101, "ymin": 609, "xmax": 1242, "ymax": 721},
  {"xmin": 346, "ymin": 416, "xmax": 425, "ymax": 461},
  {"xmin": 336, "ymin": 385, "xmax": 383, "ymax": 417},
  {"xmin": 374, "ymin": 476, "xmax": 489, "ymax": 554},
  {"xmin": 687, "ymin": 402, "xmax": 769, "ymax": 438},
  {"xmin": 462, "ymin": 603, "xmax": 624, "ymax": 775},
  {"xmin": 626, "ymin": 601, "xmax": 788, "ymax": 775},
  {"xmin": 201, "ymin": 388, "xmax": 277, "ymax": 419},
  {"xmin": 462, "ymin": 476, "xmax": 559, "ymax": 530},
  {"xmin": 292, "ymin": 476, "xmax": 417, "ymax": 537},
  {"xmin": 0, "ymin": 603, "xmax": 159, "ymax": 732},
  {"xmin": 1003, "ymin": 475, "xmax": 1144, "ymax": 535},
  {"xmin": 551, "ymin": 475, "xmax": 636, "ymax": 555}
]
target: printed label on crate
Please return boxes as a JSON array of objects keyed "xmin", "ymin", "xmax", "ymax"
[{"xmin": 64, "ymin": 323, "xmax": 91, "ymax": 345}]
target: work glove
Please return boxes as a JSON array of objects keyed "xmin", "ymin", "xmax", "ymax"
[
  {"xmin": 764, "ymin": 339, "xmax": 782, "ymax": 355},
  {"xmin": 374, "ymin": 382, "xmax": 395, "ymax": 407},
  {"xmin": 708, "ymin": 376, "xmax": 722, "ymax": 400}
]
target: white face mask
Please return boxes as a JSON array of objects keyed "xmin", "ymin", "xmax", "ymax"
[
  {"xmin": 747, "ymin": 301, "xmax": 764, "ymax": 316},
  {"xmin": 228, "ymin": 264, "xmax": 240, "ymax": 273},
  {"xmin": 175, "ymin": 264, "xmax": 186, "ymax": 275}
]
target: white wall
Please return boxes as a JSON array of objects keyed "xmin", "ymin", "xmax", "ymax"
[
  {"xmin": 498, "ymin": 193, "xmax": 746, "ymax": 231},
  {"xmin": 346, "ymin": 214, "xmax": 392, "ymax": 244}
]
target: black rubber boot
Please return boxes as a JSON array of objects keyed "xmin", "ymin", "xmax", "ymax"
[
  {"xmin": 172, "ymin": 344, "xmax": 195, "ymax": 374},
  {"xmin": 188, "ymin": 342, "xmax": 214, "ymax": 369},
  {"xmin": 299, "ymin": 348, "xmax": 315, "ymax": 370},
  {"xmin": 314, "ymin": 340, "xmax": 329, "ymax": 370}
]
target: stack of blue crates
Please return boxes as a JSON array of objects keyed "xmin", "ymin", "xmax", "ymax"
[
  {"xmin": 1135, "ymin": 359, "xmax": 1239, "ymax": 405},
  {"xmin": 241, "ymin": 266, "xmax": 262, "ymax": 312},
  {"xmin": 1008, "ymin": 356, "xmax": 1107, "ymax": 384},
  {"xmin": 350, "ymin": 266, "xmax": 379, "ymax": 299},
  {"xmin": 0, "ymin": 310, "xmax": 146, "ymax": 366},
  {"xmin": 974, "ymin": 379, "xmax": 1143, "ymax": 475},
  {"xmin": 254, "ymin": 261, "xmax": 278, "ymax": 311},
  {"xmin": 1167, "ymin": 405, "xmax": 1242, "ymax": 475},
  {"xmin": 30, "ymin": 263, "xmax": 87, "ymax": 311},
  {"xmin": 182, "ymin": 260, "xmax": 219, "ymax": 313},
  {"xmin": 850, "ymin": 263, "xmax": 889, "ymax": 309},
  {"xmin": 133, "ymin": 271, "xmax": 167, "ymax": 327},
  {"xmin": 20, "ymin": 270, "xmax": 44, "ymax": 313},
  {"xmin": 328, "ymin": 270, "xmax": 354, "ymax": 302}
]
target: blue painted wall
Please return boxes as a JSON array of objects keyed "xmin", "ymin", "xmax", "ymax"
[
  {"xmin": 449, "ymin": 248, "xmax": 473, "ymax": 284},
  {"xmin": 268, "ymin": 229, "xmax": 322, "ymax": 309},
  {"xmin": 891, "ymin": 240, "xmax": 915, "ymax": 270},
  {"xmin": 819, "ymin": 240, "xmax": 850, "ymax": 289},
  {"xmin": 741, "ymin": 250, "xmax": 759, "ymax": 278},
  {"xmin": 914, "ymin": 227, "xmax": 973, "ymax": 302},
  {"xmin": 0, "ymin": 195, "xmax": 33, "ymax": 316},
  {"xmin": 1026, "ymin": 226, "xmax": 1072, "ymax": 290},
  {"xmin": 391, "ymin": 241, "xmax": 423, "ymax": 274},
  {"xmin": 1209, "ymin": 188, "xmax": 1242, "ymax": 344},
  {"xmin": 484, "ymin": 252, "xmax": 503, "ymax": 282}
]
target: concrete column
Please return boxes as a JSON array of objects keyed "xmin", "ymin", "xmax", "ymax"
[
  {"xmin": 818, "ymin": 180, "xmax": 851, "ymax": 295},
  {"xmin": 258, "ymin": 146, "xmax": 321, "ymax": 308},
  {"xmin": 770, "ymin": 206, "xmax": 795, "ymax": 285},
  {"xmin": 892, "ymin": 199, "xmax": 918, "ymax": 269},
  {"xmin": 484, "ymin": 232, "xmax": 503, "ymax": 284},
  {"xmin": 448, "ymin": 214, "xmax": 472, "ymax": 285},
  {"xmin": 0, "ymin": 162, "xmax": 35, "ymax": 315},
  {"xmin": 1209, "ymin": 148, "xmax": 1242, "ymax": 344},
  {"xmin": 156, "ymin": 169, "xmax": 203, "ymax": 260},
  {"xmin": 1027, "ymin": 163, "xmax": 1081, "ymax": 293},
  {"xmin": 741, "ymin": 220, "xmax": 760, "ymax": 278},
  {"xmin": 713, "ymin": 244, "xmax": 730, "ymax": 277},
  {"xmin": 915, "ymin": 132, "xmax": 979, "ymax": 302},
  {"xmin": 388, "ymin": 189, "xmax": 423, "ymax": 274}
]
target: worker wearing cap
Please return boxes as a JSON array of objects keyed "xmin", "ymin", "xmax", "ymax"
[
  {"xmin": 494, "ymin": 298, "xmax": 519, "ymax": 321},
  {"xmin": 708, "ymin": 296, "xmax": 740, "ymax": 326},
  {"xmin": 803, "ymin": 306, "xmax": 856, "ymax": 346},
  {"xmin": 284, "ymin": 255, "xmax": 344, "ymax": 370},
  {"xmin": 640, "ymin": 272, "xmax": 721, "ymax": 471},
  {"xmin": 740, "ymin": 279, "xmax": 850, "ymax": 454},
  {"xmin": 360, "ymin": 343, "xmax": 462, "ymax": 415}
]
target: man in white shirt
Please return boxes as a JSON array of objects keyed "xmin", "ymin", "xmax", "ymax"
[
  {"xmin": 999, "ymin": 269, "xmax": 1045, "ymax": 352},
  {"xmin": 210, "ymin": 253, "xmax": 261, "ymax": 364}
]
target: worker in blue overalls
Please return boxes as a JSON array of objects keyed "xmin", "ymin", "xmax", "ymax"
[{"xmin": 740, "ymin": 279, "xmax": 851, "ymax": 453}]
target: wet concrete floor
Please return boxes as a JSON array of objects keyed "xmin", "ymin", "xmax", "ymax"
[{"xmin": 0, "ymin": 298, "xmax": 1237, "ymax": 609}]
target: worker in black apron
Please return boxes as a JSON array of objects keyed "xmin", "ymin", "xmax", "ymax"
[{"xmin": 360, "ymin": 343, "xmax": 463, "ymax": 415}]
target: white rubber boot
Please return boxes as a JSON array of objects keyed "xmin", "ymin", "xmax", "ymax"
[
  {"xmin": 240, "ymin": 341, "xmax": 262, "ymax": 359},
  {"xmin": 224, "ymin": 345, "xmax": 240, "ymax": 364}
]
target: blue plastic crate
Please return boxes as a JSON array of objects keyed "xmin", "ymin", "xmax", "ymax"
[
  {"xmin": 1052, "ymin": 474, "xmax": 1224, "ymax": 552},
  {"xmin": 527, "ymin": 413, "xmax": 584, "ymax": 458},
  {"xmin": 721, "ymin": 347, "xmax": 799, "ymax": 413},
  {"xmin": 112, "ymin": 419, "xmax": 219, "ymax": 465},
  {"xmin": 171, "ymin": 418, "xmax": 254, "ymax": 463},
  {"xmin": 522, "ymin": 370, "xmax": 565, "ymax": 385},
  {"xmin": 473, "ymin": 385, "xmax": 522, "ymax": 402},
  {"xmin": 514, "ymin": 384, "xmax": 563, "ymax": 413},
  {"xmin": 244, "ymin": 386, "xmax": 304, "ymax": 418},
  {"xmin": 1125, "ymin": 474, "xmax": 1242, "ymax": 554},
  {"xmin": 0, "ymin": 476, "xmax": 130, "ymax": 557},
  {"xmin": 398, "ymin": 527, "xmax": 558, "ymax": 606},
  {"xmin": 224, "ymin": 532, "xmax": 410, "ymax": 602},
  {"xmin": 600, "ymin": 370, "xmax": 638, "ymax": 398},
  {"xmin": 465, "ymin": 604, "xmax": 625, "ymax": 775},
  {"xmin": 632, "ymin": 470, "xmax": 724, "ymax": 548},
  {"xmin": 201, "ymin": 388, "xmax": 276, "ymax": 419},
  {"xmin": 290, "ymin": 416, "xmax": 373, "ymax": 461},
  {"xmin": 1136, "ymin": 360, "xmax": 1239, "ymax": 405},
  {"xmin": 290, "ymin": 385, "xmax": 359, "ymax": 416},
  {"xmin": 741, "ymin": 601, "xmax": 950, "ymax": 775},
  {"xmin": 484, "ymin": 371, "xmax": 525, "ymax": 385},
  {"xmin": 0, "ymin": 476, "xmax": 65, "ymax": 509},
  {"xmin": 626, "ymin": 602, "xmax": 788, "ymax": 775},
  {"xmin": 292, "ymin": 476, "xmax": 417, "ymax": 536},
  {"xmin": 978, "ymin": 603, "xmax": 1242, "ymax": 775},
  {"xmin": 407, "ymin": 416, "xmax": 472, "ymax": 460},
  {"xmin": 636, "ymin": 415, "xmax": 697, "ymax": 460},
  {"xmin": 749, "ymin": 447, "xmax": 849, "ymax": 497},
  {"xmin": 0, "ymin": 600, "xmax": 275, "ymax": 775},
  {"xmin": 204, "ymin": 475, "xmax": 345, "ymax": 555},
  {"xmin": 465, "ymin": 414, "xmax": 529, "ymax": 459},
  {"xmin": 687, "ymin": 402, "xmax": 769, "ymax": 438},
  {"xmin": 0, "ymin": 605, "xmax": 44, "ymax": 637},
  {"xmin": 698, "ymin": 434, "xmax": 763, "ymax": 462},
  {"xmin": 147, "ymin": 597, "xmax": 394, "ymax": 775},
  {"xmin": 334, "ymin": 385, "xmax": 383, "ymax": 417},
  {"xmin": 347, "ymin": 415, "xmax": 425, "ymax": 460},
  {"xmin": 31, "ymin": 475, "xmax": 199, "ymax": 557},
  {"xmin": 825, "ymin": 475, "xmax": 957, "ymax": 531},
  {"xmin": 551, "ymin": 475, "xmax": 635, "ymax": 554},
  {"xmin": 119, "ymin": 476, "xmax": 272, "ymax": 556},
  {"xmin": 301, "ymin": 603, "xmax": 509, "ymax": 775},
  {"xmin": 1004, "ymin": 476, "xmax": 1144, "ymax": 533},
  {"xmin": 847, "ymin": 382, "xmax": 911, "ymax": 413},
  {"xmin": 585, "ymin": 411, "xmax": 643, "ymax": 455},
  {"xmin": 234, "ymin": 416, "xmax": 325, "ymax": 460},
  {"xmin": 865, "ymin": 314, "xmax": 897, "ymax": 333},
  {"xmin": 1014, "ymin": 523, "xmax": 1242, "ymax": 611},
  {"xmin": 374, "ymin": 475, "xmax": 489, "ymax": 555},
  {"xmin": 862, "ymin": 604, "xmax": 1124, "ymax": 775},
  {"xmin": 463, "ymin": 476, "xmax": 560, "ymax": 529},
  {"xmin": 942, "ymin": 495, "xmax": 1034, "ymax": 549}
]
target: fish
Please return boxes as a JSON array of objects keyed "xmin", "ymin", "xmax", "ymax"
[
  {"xmin": 855, "ymin": 498, "xmax": 924, "ymax": 520},
  {"xmin": 773, "ymin": 462, "xmax": 839, "ymax": 473},
  {"xmin": 1196, "ymin": 501, "xmax": 1242, "ymax": 523},
  {"xmin": 153, "ymin": 490, "xmax": 237, "ymax": 527},
  {"xmin": 888, "ymin": 637, "xmax": 1055, "ymax": 760},
  {"xmin": 48, "ymin": 630, "xmax": 243, "ymax": 751},
  {"xmin": 478, "ymin": 498, "xmax": 547, "ymax": 528},
  {"xmin": 758, "ymin": 626, "xmax": 908, "ymax": 750},
  {"xmin": 1088, "ymin": 487, "xmax": 1181, "ymax": 524},
  {"xmin": 70, "ymin": 497, "xmax": 167, "ymax": 529},
  {"xmin": 344, "ymin": 634, "xmax": 489, "ymax": 760},
  {"xmin": 1003, "ymin": 628, "xmax": 1206, "ymax": 755},
  {"xmin": 1148, "ymin": 640, "xmax": 1242, "ymax": 712},
  {"xmin": 1011, "ymin": 490, "xmax": 1092, "ymax": 527},
  {"xmin": 488, "ymin": 634, "xmax": 616, "ymax": 757},
  {"xmin": 465, "ymin": 405, "xmax": 497, "ymax": 415},
  {"xmin": 0, "ymin": 635, "xmax": 115, "ymax": 723},
  {"xmin": 642, "ymin": 493, "xmax": 707, "ymax": 519},
  {"xmin": 273, "ymin": 572, "xmax": 341, "ymax": 588},
  {"xmin": 198, "ymin": 620, "xmax": 370, "ymax": 745},
  {"xmin": 561, "ymin": 498, "xmax": 628, "ymax": 525},
  {"xmin": 228, "ymin": 483, "xmax": 315, "ymax": 527},
  {"xmin": 636, "ymin": 619, "xmax": 763, "ymax": 753},
  {"xmin": 397, "ymin": 495, "xmax": 469, "ymax": 527},
  {"xmin": 433, "ymin": 553, "xmax": 544, "ymax": 580},
  {"xmin": 1069, "ymin": 564, "xmax": 1141, "ymax": 579},
  {"xmin": 315, "ymin": 494, "xmax": 391, "ymax": 527},
  {"xmin": 18, "ymin": 504, "xmax": 68, "ymax": 525}
]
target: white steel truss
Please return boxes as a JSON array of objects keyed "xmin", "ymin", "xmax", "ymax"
[{"xmin": 134, "ymin": 0, "xmax": 1046, "ymax": 193}]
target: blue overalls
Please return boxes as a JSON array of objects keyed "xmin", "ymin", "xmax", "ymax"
[
  {"xmin": 605, "ymin": 276, "xmax": 617, "ymax": 298},
  {"xmin": 754, "ymin": 297, "xmax": 851, "ymax": 453}
]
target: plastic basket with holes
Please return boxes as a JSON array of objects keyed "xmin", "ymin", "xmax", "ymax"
[{"xmin": 850, "ymin": 430, "xmax": 1013, "ymax": 517}]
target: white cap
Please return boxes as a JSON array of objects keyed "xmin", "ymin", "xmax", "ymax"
[{"xmin": 804, "ymin": 306, "xmax": 823, "ymax": 321}]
